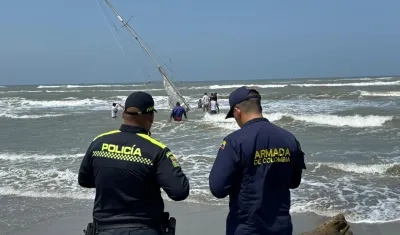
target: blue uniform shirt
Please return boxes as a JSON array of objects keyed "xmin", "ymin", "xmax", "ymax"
[
  {"xmin": 209, "ymin": 118, "xmax": 306, "ymax": 235},
  {"xmin": 171, "ymin": 106, "xmax": 186, "ymax": 120}
]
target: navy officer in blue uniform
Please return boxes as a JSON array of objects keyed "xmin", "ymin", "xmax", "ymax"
[
  {"xmin": 78, "ymin": 91, "xmax": 190, "ymax": 235},
  {"xmin": 209, "ymin": 86, "xmax": 306, "ymax": 235}
]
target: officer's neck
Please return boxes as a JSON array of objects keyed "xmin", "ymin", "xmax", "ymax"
[
  {"xmin": 123, "ymin": 120, "xmax": 150, "ymax": 132},
  {"xmin": 240, "ymin": 113, "xmax": 263, "ymax": 126}
]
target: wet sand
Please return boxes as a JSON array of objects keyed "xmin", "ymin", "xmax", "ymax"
[{"xmin": 11, "ymin": 201, "xmax": 400, "ymax": 235}]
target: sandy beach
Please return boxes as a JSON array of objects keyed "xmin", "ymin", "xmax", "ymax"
[{"xmin": 10, "ymin": 201, "xmax": 399, "ymax": 235}]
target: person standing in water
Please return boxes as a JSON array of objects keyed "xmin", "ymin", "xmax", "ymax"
[
  {"xmin": 198, "ymin": 99, "xmax": 203, "ymax": 109},
  {"xmin": 210, "ymin": 93, "xmax": 215, "ymax": 101},
  {"xmin": 111, "ymin": 103, "xmax": 124, "ymax": 118},
  {"xmin": 209, "ymin": 96, "xmax": 219, "ymax": 115},
  {"xmin": 169, "ymin": 102, "xmax": 188, "ymax": 122},
  {"xmin": 202, "ymin": 92, "xmax": 210, "ymax": 112}
]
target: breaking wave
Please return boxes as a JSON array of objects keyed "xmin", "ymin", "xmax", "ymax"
[
  {"xmin": 312, "ymin": 162, "xmax": 400, "ymax": 176},
  {"xmin": 0, "ymin": 113, "xmax": 66, "ymax": 119},
  {"xmin": 0, "ymin": 153, "xmax": 82, "ymax": 161},
  {"xmin": 273, "ymin": 113, "xmax": 394, "ymax": 127},
  {"xmin": 202, "ymin": 113, "xmax": 395, "ymax": 129},
  {"xmin": 291, "ymin": 80, "xmax": 400, "ymax": 87},
  {"xmin": 332, "ymin": 77, "xmax": 393, "ymax": 81},
  {"xmin": 0, "ymin": 96, "xmax": 199, "ymax": 114},
  {"xmin": 359, "ymin": 91, "xmax": 400, "ymax": 97},
  {"xmin": 19, "ymin": 98, "xmax": 106, "ymax": 108},
  {"xmin": 208, "ymin": 84, "xmax": 287, "ymax": 89},
  {"xmin": 188, "ymin": 80, "xmax": 400, "ymax": 90},
  {"xmin": 37, "ymin": 84, "xmax": 144, "ymax": 89}
]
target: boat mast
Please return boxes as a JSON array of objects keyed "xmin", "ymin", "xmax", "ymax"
[
  {"xmin": 104, "ymin": 0, "xmax": 191, "ymax": 110},
  {"xmin": 104, "ymin": 0, "xmax": 159, "ymax": 68}
]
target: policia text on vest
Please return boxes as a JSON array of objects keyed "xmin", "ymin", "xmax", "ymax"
[{"xmin": 78, "ymin": 124, "xmax": 190, "ymax": 235}]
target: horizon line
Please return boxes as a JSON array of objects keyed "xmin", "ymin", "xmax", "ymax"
[{"xmin": 1, "ymin": 74, "xmax": 398, "ymax": 86}]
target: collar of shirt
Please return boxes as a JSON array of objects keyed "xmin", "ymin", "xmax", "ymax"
[
  {"xmin": 242, "ymin": 117, "xmax": 270, "ymax": 128},
  {"xmin": 119, "ymin": 124, "xmax": 149, "ymax": 134}
]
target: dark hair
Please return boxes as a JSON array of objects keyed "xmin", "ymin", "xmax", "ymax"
[
  {"xmin": 236, "ymin": 91, "xmax": 262, "ymax": 113},
  {"xmin": 176, "ymin": 101, "xmax": 180, "ymax": 106},
  {"xmin": 112, "ymin": 103, "xmax": 116, "ymax": 107}
]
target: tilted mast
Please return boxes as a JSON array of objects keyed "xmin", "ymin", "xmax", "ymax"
[{"xmin": 104, "ymin": 0, "xmax": 191, "ymax": 111}]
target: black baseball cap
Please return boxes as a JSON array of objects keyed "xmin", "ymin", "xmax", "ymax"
[
  {"xmin": 225, "ymin": 86, "xmax": 261, "ymax": 119},
  {"xmin": 124, "ymin": 91, "xmax": 157, "ymax": 115}
]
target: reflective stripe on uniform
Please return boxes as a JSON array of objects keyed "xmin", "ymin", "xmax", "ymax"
[
  {"xmin": 136, "ymin": 133, "xmax": 167, "ymax": 149},
  {"xmin": 93, "ymin": 130, "xmax": 121, "ymax": 141},
  {"xmin": 92, "ymin": 150, "xmax": 153, "ymax": 166}
]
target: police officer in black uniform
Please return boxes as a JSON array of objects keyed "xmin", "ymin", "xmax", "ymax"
[
  {"xmin": 78, "ymin": 91, "xmax": 190, "ymax": 235},
  {"xmin": 208, "ymin": 86, "xmax": 306, "ymax": 235}
]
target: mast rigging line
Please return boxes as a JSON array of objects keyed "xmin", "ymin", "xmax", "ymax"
[
  {"xmin": 98, "ymin": 0, "xmax": 187, "ymax": 89},
  {"xmin": 95, "ymin": 0, "xmax": 155, "ymax": 95},
  {"xmin": 102, "ymin": 0, "xmax": 191, "ymax": 111}
]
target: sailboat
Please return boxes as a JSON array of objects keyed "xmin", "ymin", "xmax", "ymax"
[{"xmin": 103, "ymin": 0, "xmax": 191, "ymax": 111}]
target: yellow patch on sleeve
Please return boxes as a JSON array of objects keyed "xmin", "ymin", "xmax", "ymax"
[
  {"xmin": 166, "ymin": 151, "xmax": 180, "ymax": 167},
  {"xmin": 220, "ymin": 140, "xmax": 226, "ymax": 149}
]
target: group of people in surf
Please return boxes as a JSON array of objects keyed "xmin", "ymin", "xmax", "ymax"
[
  {"xmin": 111, "ymin": 91, "xmax": 219, "ymax": 123},
  {"xmin": 198, "ymin": 92, "xmax": 219, "ymax": 114},
  {"xmin": 111, "ymin": 101, "xmax": 189, "ymax": 123}
]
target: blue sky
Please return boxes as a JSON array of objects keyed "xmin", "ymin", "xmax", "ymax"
[{"xmin": 0, "ymin": 0, "xmax": 399, "ymax": 85}]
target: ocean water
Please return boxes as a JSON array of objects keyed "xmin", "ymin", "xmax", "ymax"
[{"xmin": 0, "ymin": 76, "xmax": 399, "ymax": 233}]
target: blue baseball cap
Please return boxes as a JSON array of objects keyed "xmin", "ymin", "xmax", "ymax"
[
  {"xmin": 225, "ymin": 86, "xmax": 261, "ymax": 119},
  {"xmin": 124, "ymin": 91, "xmax": 157, "ymax": 115}
]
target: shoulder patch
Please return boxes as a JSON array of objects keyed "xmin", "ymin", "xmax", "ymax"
[
  {"xmin": 137, "ymin": 133, "xmax": 167, "ymax": 149},
  {"xmin": 220, "ymin": 140, "xmax": 226, "ymax": 149},
  {"xmin": 166, "ymin": 151, "xmax": 180, "ymax": 167},
  {"xmin": 93, "ymin": 130, "xmax": 121, "ymax": 141}
]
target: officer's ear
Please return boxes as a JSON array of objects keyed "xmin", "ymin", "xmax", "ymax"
[
  {"xmin": 148, "ymin": 111, "xmax": 155, "ymax": 123},
  {"xmin": 233, "ymin": 107, "xmax": 241, "ymax": 118}
]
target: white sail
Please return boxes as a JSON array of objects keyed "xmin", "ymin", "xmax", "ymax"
[
  {"xmin": 163, "ymin": 76, "xmax": 186, "ymax": 109},
  {"xmin": 158, "ymin": 68, "xmax": 190, "ymax": 111},
  {"xmin": 103, "ymin": 0, "xmax": 191, "ymax": 111}
]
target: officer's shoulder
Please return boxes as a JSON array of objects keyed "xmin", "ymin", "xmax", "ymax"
[
  {"xmin": 264, "ymin": 121, "xmax": 298, "ymax": 140},
  {"xmin": 222, "ymin": 130, "xmax": 243, "ymax": 144},
  {"xmin": 268, "ymin": 121, "xmax": 295, "ymax": 135},
  {"xmin": 136, "ymin": 133, "xmax": 168, "ymax": 150},
  {"xmin": 92, "ymin": 129, "xmax": 121, "ymax": 142}
]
